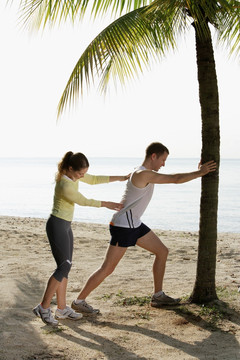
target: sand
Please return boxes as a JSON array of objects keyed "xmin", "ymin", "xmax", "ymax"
[{"xmin": 0, "ymin": 216, "xmax": 239, "ymax": 360}]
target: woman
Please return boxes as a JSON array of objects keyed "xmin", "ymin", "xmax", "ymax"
[{"xmin": 33, "ymin": 151, "xmax": 128, "ymax": 326}]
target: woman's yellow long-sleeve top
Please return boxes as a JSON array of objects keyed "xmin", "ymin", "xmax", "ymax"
[{"xmin": 51, "ymin": 174, "xmax": 109, "ymax": 221}]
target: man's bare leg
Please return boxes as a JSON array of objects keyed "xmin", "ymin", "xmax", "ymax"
[
  {"xmin": 77, "ymin": 245, "xmax": 127, "ymax": 300},
  {"xmin": 137, "ymin": 230, "xmax": 180, "ymax": 306},
  {"xmin": 136, "ymin": 230, "xmax": 168, "ymax": 293}
]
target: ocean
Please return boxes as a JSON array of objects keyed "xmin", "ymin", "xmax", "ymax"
[{"xmin": 0, "ymin": 157, "xmax": 239, "ymax": 233}]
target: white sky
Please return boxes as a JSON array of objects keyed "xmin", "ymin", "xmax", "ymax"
[{"xmin": 0, "ymin": 3, "xmax": 239, "ymax": 159}]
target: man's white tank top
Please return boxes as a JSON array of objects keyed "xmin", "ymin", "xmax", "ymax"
[{"xmin": 111, "ymin": 166, "xmax": 154, "ymax": 228}]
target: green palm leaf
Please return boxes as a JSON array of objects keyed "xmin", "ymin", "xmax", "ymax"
[
  {"xmin": 19, "ymin": 0, "xmax": 152, "ymax": 28},
  {"xmin": 214, "ymin": 1, "xmax": 240, "ymax": 55},
  {"xmin": 19, "ymin": 0, "xmax": 240, "ymax": 115},
  {"xmin": 57, "ymin": 6, "xmax": 178, "ymax": 115}
]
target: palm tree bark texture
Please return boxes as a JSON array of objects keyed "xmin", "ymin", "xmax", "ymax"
[{"xmin": 191, "ymin": 23, "xmax": 220, "ymax": 303}]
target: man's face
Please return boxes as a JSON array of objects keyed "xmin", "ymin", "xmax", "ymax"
[{"xmin": 152, "ymin": 151, "xmax": 168, "ymax": 171}]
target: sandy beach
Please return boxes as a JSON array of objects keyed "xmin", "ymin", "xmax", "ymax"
[{"xmin": 0, "ymin": 216, "xmax": 239, "ymax": 360}]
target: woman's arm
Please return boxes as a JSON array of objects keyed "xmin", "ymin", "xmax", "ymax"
[
  {"xmin": 109, "ymin": 174, "xmax": 130, "ymax": 182},
  {"xmin": 80, "ymin": 173, "xmax": 130, "ymax": 185},
  {"xmin": 101, "ymin": 201, "xmax": 123, "ymax": 211},
  {"xmin": 62, "ymin": 181, "xmax": 123, "ymax": 210}
]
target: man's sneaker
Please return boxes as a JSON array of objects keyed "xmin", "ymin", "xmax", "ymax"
[
  {"xmin": 32, "ymin": 304, "xmax": 59, "ymax": 326},
  {"xmin": 151, "ymin": 292, "xmax": 181, "ymax": 307},
  {"xmin": 71, "ymin": 300, "xmax": 100, "ymax": 314},
  {"xmin": 55, "ymin": 306, "xmax": 83, "ymax": 320}
]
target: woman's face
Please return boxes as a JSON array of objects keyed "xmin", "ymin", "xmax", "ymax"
[{"xmin": 67, "ymin": 167, "xmax": 88, "ymax": 182}]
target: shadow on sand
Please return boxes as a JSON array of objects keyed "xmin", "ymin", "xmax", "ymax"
[{"xmin": 1, "ymin": 274, "xmax": 239, "ymax": 360}]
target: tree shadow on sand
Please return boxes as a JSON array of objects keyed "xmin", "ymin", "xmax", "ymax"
[
  {"xmin": 0, "ymin": 275, "xmax": 150, "ymax": 359},
  {"xmin": 57, "ymin": 299, "xmax": 240, "ymax": 360},
  {"xmin": 2, "ymin": 274, "xmax": 239, "ymax": 360}
]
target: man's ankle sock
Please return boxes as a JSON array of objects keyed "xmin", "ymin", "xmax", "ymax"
[{"xmin": 75, "ymin": 299, "xmax": 85, "ymax": 304}]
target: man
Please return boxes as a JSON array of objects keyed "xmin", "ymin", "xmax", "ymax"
[{"xmin": 71, "ymin": 142, "xmax": 217, "ymax": 313}]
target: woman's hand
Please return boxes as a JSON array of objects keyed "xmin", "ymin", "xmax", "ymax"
[{"xmin": 101, "ymin": 201, "xmax": 123, "ymax": 211}]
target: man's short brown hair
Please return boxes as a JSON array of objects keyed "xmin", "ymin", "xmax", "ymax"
[{"xmin": 145, "ymin": 142, "xmax": 169, "ymax": 159}]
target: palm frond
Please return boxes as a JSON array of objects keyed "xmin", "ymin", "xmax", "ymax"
[
  {"xmin": 144, "ymin": 0, "xmax": 216, "ymax": 39},
  {"xmin": 57, "ymin": 6, "xmax": 179, "ymax": 116},
  {"xmin": 19, "ymin": 0, "xmax": 75, "ymax": 29},
  {"xmin": 19, "ymin": 0, "xmax": 152, "ymax": 29},
  {"xmin": 213, "ymin": 0, "xmax": 240, "ymax": 57},
  {"xmin": 18, "ymin": 0, "xmax": 240, "ymax": 116},
  {"xmin": 91, "ymin": 0, "xmax": 150, "ymax": 16}
]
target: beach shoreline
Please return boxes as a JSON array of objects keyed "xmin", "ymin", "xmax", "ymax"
[{"xmin": 1, "ymin": 216, "xmax": 239, "ymax": 359}]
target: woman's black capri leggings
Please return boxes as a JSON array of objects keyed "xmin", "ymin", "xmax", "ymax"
[{"xmin": 46, "ymin": 215, "xmax": 73, "ymax": 282}]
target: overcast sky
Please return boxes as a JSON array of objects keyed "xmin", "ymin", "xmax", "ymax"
[{"xmin": 0, "ymin": 3, "xmax": 239, "ymax": 159}]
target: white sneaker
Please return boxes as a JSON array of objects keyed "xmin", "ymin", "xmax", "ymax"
[
  {"xmin": 33, "ymin": 304, "xmax": 59, "ymax": 326},
  {"xmin": 71, "ymin": 300, "xmax": 100, "ymax": 314},
  {"xmin": 55, "ymin": 306, "xmax": 83, "ymax": 320}
]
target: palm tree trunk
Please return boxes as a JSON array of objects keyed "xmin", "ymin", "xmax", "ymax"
[{"xmin": 190, "ymin": 23, "xmax": 220, "ymax": 303}]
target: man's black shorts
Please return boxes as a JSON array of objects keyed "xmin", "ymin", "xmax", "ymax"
[{"xmin": 109, "ymin": 223, "xmax": 151, "ymax": 247}]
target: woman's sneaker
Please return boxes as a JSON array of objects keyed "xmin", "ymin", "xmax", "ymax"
[
  {"xmin": 151, "ymin": 292, "xmax": 181, "ymax": 307},
  {"xmin": 55, "ymin": 306, "xmax": 83, "ymax": 320},
  {"xmin": 32, "ymin": 304, "xmax": 59, "ymax": 326},
  {"xmin": 71, "ymin": 300, "xmax": 100, "ymax": 314}
]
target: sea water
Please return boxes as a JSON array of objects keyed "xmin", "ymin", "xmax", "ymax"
[{"xmin": 0, "ymin": 157, "xmax": 239, "ymax": 232}]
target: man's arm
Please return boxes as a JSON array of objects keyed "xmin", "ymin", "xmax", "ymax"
[{"xmin": 132, "ymin": 161, "xmax": 217, "ymax": 188}]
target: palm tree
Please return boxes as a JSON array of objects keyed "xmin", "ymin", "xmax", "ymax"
[{"xmin": 20, "ymin": 0, "xmax": 240, "ymax": 303}]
